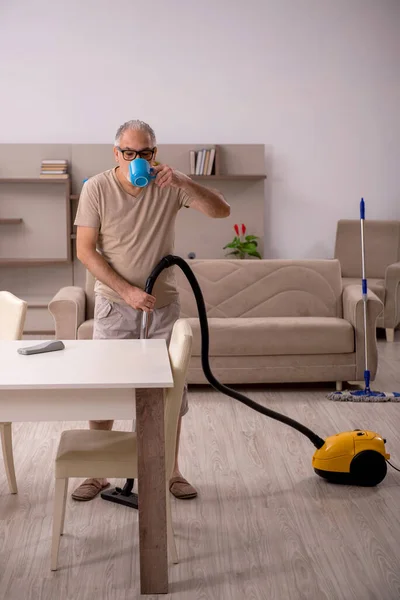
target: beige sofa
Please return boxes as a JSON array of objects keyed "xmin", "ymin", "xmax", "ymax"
[
  {"xmin": 334, "ymin": 219, "xmax": 400, "ymax": 341},
  {"xmin": 48, "ymin": 259, "xmax": 383, "ymax": 387}
]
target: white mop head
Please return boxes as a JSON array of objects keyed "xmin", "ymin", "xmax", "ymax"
[{"xmin": 327, "ymin": 390, "xmax": 400, "ymax": 402}]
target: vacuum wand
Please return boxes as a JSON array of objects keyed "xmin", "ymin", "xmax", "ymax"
[
  {"xmin": 140, "ymin": 312, "xmax": 149, "ymax": 340},
  {"xmin": 141, "ymin": 255, "xmax": 325, "ymax": 450},
  {"xmin": 140, "ymin": 256, "xmax": 172, "ymax": 339}
]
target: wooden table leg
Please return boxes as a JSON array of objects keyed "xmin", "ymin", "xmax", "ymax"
[{"xmin": 136, "ymin": 388, "xmax": 168, "ymax": 595}]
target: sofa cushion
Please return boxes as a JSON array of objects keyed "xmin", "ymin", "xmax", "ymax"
[
  {"xmin": 187, "ymin": 353, "xmax": 356, "ymax": 384},
  {"xmin": 341, "ymin": 278, "xmax": 385, "ymax": 303},
  {"xmin": 176, "ymin": 259, "xmax": 343, "ymax": 319},
  {"xmin": 186, "ymin": 317, "xmax": 354, "ymax": 356}
]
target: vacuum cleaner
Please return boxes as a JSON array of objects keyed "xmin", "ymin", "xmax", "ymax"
[
  {"xmin": 102, "ymin": 253, "xmax": 394, "ymax": 511},
  {"xmin": 141, "ymin": 255, "xmax": 391, "ymax": 487}
]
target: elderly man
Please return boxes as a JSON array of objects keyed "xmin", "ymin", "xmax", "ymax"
[{"xmin": 72, "ymin": 119, "xmax": 230, "ymax": 501}]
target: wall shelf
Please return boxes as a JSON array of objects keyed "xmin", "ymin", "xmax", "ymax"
[
  {"xmin": 189, "ymin": 175, "xmax": 266, "ymax": 181},
  {"xmin": 0, "ymin": 178, "xmax": 69, "ymax": 184},
  {"xmin": 23, "ymin": 295, "xmax": 52, "ymax": 308},
  {"xmin": 0, "ymin": 259, "xmax": 71, "ymax": 266},
  {"xmin": 0, "ymin": 218, "xmax": 23, "ymax": 225},
  {"xmin": 69, "ymin": 174, "xmax": 266, "ymax": 201},
  {"xmin": 24, "ymin": 330, "xmax": 54, "ymax": 336}
]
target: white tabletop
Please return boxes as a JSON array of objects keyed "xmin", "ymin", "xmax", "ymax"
[{"xmin": 0, "ymin": 340, "xmax": 174, "ymax": 390}]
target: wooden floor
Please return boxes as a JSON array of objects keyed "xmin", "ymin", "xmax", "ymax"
[{"xmin": 1, "ymin": 334, "xmax": 400, "ymax": 599}]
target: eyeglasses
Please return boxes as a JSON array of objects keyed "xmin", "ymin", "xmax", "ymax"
[{"xmin": 117, "ymin": 147, "xmax": 155, "ymax": 161}]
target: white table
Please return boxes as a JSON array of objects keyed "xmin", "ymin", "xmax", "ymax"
[{"xmin": 0, "ymin": 339, "xmax": 173, "ymax": 595}]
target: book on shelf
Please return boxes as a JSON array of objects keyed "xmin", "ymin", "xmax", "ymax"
[
  {"xmin": 41, "ymin": 160, "xmax": 68, "ymax": 164},
  {"xmin": 189, "ymin": 146, "xmax": 216, "ymax": 176},
  {"xmin": 39, "ymin": 173, "xmax": 69, "ymax": 179},
  {"xmin": 40, "ymin": 166, "xmax": 67, "ymax": 171},
  {"xmin": 40, "ymin": 170, "xmax": 67, "ymax": 174},
  {"xmin": 40, "ymin": 159, "xmax": 68, "ymax": 178}
]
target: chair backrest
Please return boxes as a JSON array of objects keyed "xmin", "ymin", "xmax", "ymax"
[
  {"xmin": 175, "ymin": 259, "xmax": 344, "ymax": 318},
  {"xmin": 334, "ymin": 219, "xmax": 400, "ymax": 278},
  {"xmin": 165, "ymin": 319, "xmax": 193, "ymax": 478},
  {"xmin": 0, "ymin": 291, "xmax": 28, "ymax": 340}
]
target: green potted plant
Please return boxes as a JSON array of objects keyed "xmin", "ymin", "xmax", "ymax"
[{"xmin": 223, "ymin": 224, "xmax": 261, "ymax": 259}]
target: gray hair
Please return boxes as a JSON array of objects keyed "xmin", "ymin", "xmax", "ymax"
[{"xmin": 114, "ymin": 120, "xmax": 156, "ymax": 146}]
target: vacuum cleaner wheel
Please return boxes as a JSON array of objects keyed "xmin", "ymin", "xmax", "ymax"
[
  {"xmin": 314, "ymin": 450, "xmax": 387, "ymax": 486},
  {"xmin": 349, "ymin": 450, "xmax": 387, "ymax": 486}
]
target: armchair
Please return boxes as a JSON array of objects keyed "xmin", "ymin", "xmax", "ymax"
[
  {"xmin": 48, "ymin": 271, "xmax": 95, "ymax": 340},
  {"xmin": 334, "ymin": 219, "xmax": 400, "ymax": 341}
]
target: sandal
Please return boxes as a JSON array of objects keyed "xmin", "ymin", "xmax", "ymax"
[
  {"xmin": 71, "ymin": 478, "xmax": 110, "ymax": 501},
  {"xmin": 169, "ymin": 476, "xmax": 197, "ymax": 499}
]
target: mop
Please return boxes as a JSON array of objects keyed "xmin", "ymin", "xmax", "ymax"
[{"xmin": 327, "ymin": 199, "xmax": 400, "ymax": 402}]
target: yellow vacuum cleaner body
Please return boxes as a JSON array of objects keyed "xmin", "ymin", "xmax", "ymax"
[{"xmin": 312, "ymin": 430, "xmax": 389, "ymax": 486}]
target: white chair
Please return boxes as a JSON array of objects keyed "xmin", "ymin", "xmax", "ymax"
[
  {"xmin": 0, "ymin": 291, "xmax": 28, "ymax": 494},
  {"xmin": 51, "ymin": 318, "xmax": 193, "ymax": 570}
]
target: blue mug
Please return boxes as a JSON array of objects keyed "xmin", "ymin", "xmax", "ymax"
[{"xmin": 129, "ymin": 158, "xmax": 156, "ymax": 187}]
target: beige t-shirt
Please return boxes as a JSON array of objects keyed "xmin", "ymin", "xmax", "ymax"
[{"xmin": 74, "ymin": 167, "xmax": 194, "ymax": 308}]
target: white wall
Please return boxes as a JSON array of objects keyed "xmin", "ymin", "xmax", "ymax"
[{"xmin": 1, "ymin": 0, "xmax": 399, "ymax": 258}]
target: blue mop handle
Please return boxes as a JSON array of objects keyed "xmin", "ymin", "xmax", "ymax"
[
  {"xmin": 360, "ymin": 198, "xmax": 367, "ymax": 300},
  {"xmin": 360, "ymin": 198, "xmax": 366, "ymax": 292},
  {"xmin": 364, "ymin": 369, "xmax": 370, "ymax": 392},
  {"xmin": 362, "ymin": 278, "xmax": 367, "ymax": 302},
  {"xmin": 360, "ymin": 198, "xmax": 365, "ymax": 220},
  {"xmin": 360, "ymin": 198, "xmax": 370, "ymax": 392},
  {"xmin": 362, "ymin": 273, "xmax": 370, "ymax": 392}
]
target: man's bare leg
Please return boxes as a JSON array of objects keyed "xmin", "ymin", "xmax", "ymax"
[{"xmin": 169, "ymin": 415, "xmax": 197, "ymax": 499}]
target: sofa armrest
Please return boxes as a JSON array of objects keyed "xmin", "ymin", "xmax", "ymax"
[
  {"xmin": 342, "ymin": 284, "xmax": 383, "ymax": 380},
  {"xmin": 384, "ymin": 261, "xmax": 400, "ymax": 328},
  {"xmin": 48, "ymin": 287, "xmax": 86, "ymax": 340}
]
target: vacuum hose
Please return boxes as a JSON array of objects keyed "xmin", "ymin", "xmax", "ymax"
[{"xmin": 142, "ymin": 255, "xmax": 325, "ymax": 450}]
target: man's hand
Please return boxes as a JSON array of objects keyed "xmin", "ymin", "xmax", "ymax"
[
  {"xmin": 152, "ymin": 164, "xmax": 188, "ymax": 190},
  {"xmin": 121, "ymin": 285, "xmax": 156, "ymax": 312}
]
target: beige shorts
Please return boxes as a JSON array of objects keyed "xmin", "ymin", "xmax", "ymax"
[{"xmin": 93, "ymin": 295, "xmax": 188, "ymax": 416}]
